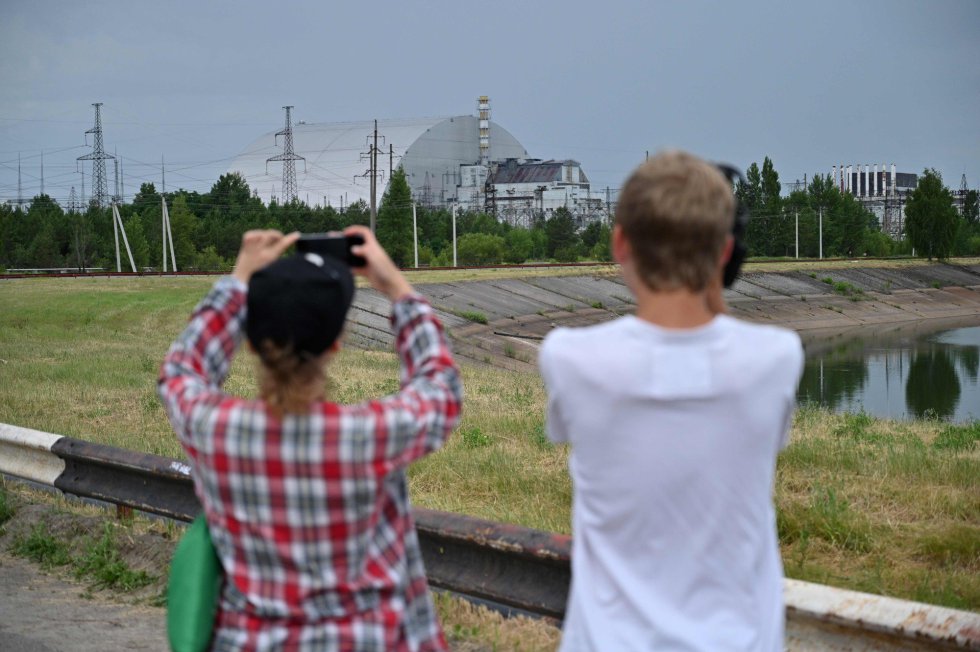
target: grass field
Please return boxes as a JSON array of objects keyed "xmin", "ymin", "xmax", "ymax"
[{"xmin": 1, "ymin": 273, "xmax": 978, "ymax": 629}]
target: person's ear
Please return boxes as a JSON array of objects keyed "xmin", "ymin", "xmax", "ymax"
[
  {"xmin": 612, "ymin": 224, "xmax": 631, "ymax": 265},
  {"xmin": 719, "ymin": 234, "xmax": 734, "ymax": 269}
]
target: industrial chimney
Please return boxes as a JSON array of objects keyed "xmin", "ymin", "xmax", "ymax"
[{"xmin": 478, "ymin": 96, "xmax": 490, "ymax": 167}]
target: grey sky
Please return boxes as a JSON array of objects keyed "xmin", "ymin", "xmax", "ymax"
[{"xmin": 1, "ymin": 0, "xmax": 977, "ymax": 205}]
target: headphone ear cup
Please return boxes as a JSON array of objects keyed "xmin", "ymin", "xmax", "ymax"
[
  {"xmin": 723, "ymin": 239, "xmax": 747, "ymax": 288},
  {"xmin": 715, "ymin": 163, "xmax": 749, "ymax": 288}
]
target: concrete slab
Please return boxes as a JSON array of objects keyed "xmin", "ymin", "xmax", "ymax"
[
  {"xmin": 742, "ymin": 272, "xmax": 830, "ymax": 297},
  {"xmin": 482, "ymin": 279, "xmax": 593, "ymax": 311},
  {"xmin": 526, "ymin": 276, "xmax": 632, "ymax": 308}
]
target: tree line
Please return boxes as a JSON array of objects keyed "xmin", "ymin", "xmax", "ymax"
[
  {"xmin": 0, "ymin": 169, "xmax": 609, "ymax": 272},
  {"xmin": 736, "ymin": 157, "xmax": 980, "ymax": 259},
  {"xmin": 1, "ymin": 161, "xmax": 976, "ymax": 272}
]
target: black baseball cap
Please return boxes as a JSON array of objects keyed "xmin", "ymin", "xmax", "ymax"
[{"xmin": 246, "ymin": 252, "xmax": 355, "ymax": 359}]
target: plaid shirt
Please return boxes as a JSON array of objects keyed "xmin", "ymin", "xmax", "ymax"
[{"xmin": 159, "ymin": 276, "xmax": 462, "ymax": 652}]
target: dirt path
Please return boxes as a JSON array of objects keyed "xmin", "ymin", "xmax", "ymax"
[{"xmin": 0, "ymin": 550, "xmax": 168, "ymax": 651}]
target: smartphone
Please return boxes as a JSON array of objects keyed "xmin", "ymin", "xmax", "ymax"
[{"xmin": 295, "ymin": 233, "xmax": 366, "ymax": 267}]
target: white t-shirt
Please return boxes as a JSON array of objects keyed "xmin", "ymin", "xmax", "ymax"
[{"xmin": 539, "ymin": 314, "xmax": 803, "ymax": 652}]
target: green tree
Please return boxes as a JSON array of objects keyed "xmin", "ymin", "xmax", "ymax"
[
  {"xmin": 738, "ymin": 162, "xmax": 764, "ymax": 256},
  {"xmin": 376, "ymin": 169, "xmax": 413, "ymax": 267},
  {"xmin": 457, "ymin": 233, "xmax": 505, "ymax": 265},
  {"xmin": 581, "ymin": 220, "xmax": 611, "ymax": 261},
  {"xmin": 200, "ymin": 173, "xmax": 265, "ymax": 259},
  {"xmin": 545, "ymin": 208, "xmax": 579, "ymax": 258},
  {"xmin": 905, "ymin": 169, "xmax": 959, "ymax": 260},
  {"xmin": 0, "ymin": 204, "xmax": 18, "ymax": 267},
  {"xmin": 29, "ymin": 220, "xmax": 61, "ymax": 267},
  {"xmin": 416, "ymin": 207, "xmax": 452, "ymax": 254},
  {"xmin": 962, "ymin": 189, "xmax": 978, "ymax": 226},
  {"xmin": 340, "ymin": 200, "xmax": 370, "ymax": 228},
  {"xmin": 759, "ymin": 157, "xmax": 788, "ymax": 256},
  {"xmin": 458, "ymin": 211, "xmax": 505, "ymax": 237},
  {"xmin": 580, "ymin": 221, "xmax": 605, "ymax": 251},
  {"xmin": 133, "ymin": 183, "xmax": 160, "ymax": 215},
  {"xmin": 122, "ymin": 215, "xmax": 149, "ymax": 269},
  {"xmin": 504, "ymin": 228, "xmax": 533, "ymax": 264},
  {"xmin": 194, "ymin": 245, "xmax": 228, "ymax": 271},
  {"xmin": 27, "ymin": 195, "xmax": 70, "ymax": 264},
  {"xmin": 167, "ymin": 195, "xmax": 199, "ymax": 268}
]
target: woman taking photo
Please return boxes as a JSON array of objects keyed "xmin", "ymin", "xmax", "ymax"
[{"xmin": 159, "ymin": 226, "xmax": 462, "ymax": 651}]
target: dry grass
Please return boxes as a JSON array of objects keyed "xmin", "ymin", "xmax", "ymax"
[
  {"xmin": 391, "ymin": 256, "xmax": 980, "ymax": 284},
  {"xmin": 401, "ymin": 264, "xmax": 619, "ymax": 284},
  {"xmin": 433, "ymin": 592, "xmax": 562, "ymax": 652},
  {"xmin": 744, "ymin": 256, "xmax": 980, "ymax": 274}
]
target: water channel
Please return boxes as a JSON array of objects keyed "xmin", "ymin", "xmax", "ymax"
[{"xmin": 798, "ymin": 317, "xmax": 980, "ymax": 422}]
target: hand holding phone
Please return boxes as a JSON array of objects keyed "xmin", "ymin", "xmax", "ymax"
[{"xmin": 295, "ymin": 233, "xmax": 367, "ymax": 267}]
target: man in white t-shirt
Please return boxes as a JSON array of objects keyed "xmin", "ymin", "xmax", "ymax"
[{"xmin": 539, "ymin": 151, "xmax": 804, "ymax": 651}]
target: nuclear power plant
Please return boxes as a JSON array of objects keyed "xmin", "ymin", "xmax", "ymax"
[
  {"xmin": 830, "ymin": 163, "xmax": 918, "ymax": 237},
  {"xmin": 228, "ymin": 97, "xmax": 605, "ymax": 226}
]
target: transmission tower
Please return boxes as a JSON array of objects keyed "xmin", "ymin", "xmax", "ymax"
[
  {"xmin": 77, "ymin": 103, "xmax": 114, "ymax": 208},
  {"xmin": 266, "ymin": 106, "xmax": 305, "ymax": 204},
  {"xmin": 68, "ymin": 186, "xmax": 78, "ymax": 213}
]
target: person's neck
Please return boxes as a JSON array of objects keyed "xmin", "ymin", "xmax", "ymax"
[{"xmin": 633, "ymin": 285, "xmax": 715, "ymax": 329}]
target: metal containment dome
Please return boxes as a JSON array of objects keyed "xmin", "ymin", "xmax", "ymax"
[{"xmin": 227, "ymin": 115, "xmax": 529, "ymax": 208}]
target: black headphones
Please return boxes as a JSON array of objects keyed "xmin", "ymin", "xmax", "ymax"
[{"xmin": 715, "ymin": 163, "xmax": 749, "ymax": 288}]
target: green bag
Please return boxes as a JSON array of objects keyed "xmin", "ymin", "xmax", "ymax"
[{"xmin": 167, "ymin": 514, "xmax": 223, "ymax": 652}]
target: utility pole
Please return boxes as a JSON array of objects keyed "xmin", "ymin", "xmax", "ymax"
[
  {"xmin": 412, "ymin": 202, "xmax": 419, "ymax": 268},
  {"xmin": 371, "ymin": 120, "xmax": 378, "ymax": 231},
  {"xmin": 795, "ymin": 209, "xmax": 799, "ymax": 259},
  {"xmin": 389, "ymin": 143, "xmax": 394, "ymax": 180},
  {"xmin": 77, "ymin": 103, "xmax": 114, "ymax": 208},
  {"xmin": 40, "ymin": 151, "xmax": 44, "ymax": 197},
  {"xmin": 451, "ymin": 202, "xmax": 458, "ymax": 267},
  {"xmin": 162, "ymin": 197, "xmax": 176, "ymax": 272},
  {"xmin": 266, "ymin": 106, "xmax": 305, "ymax": 204},
  {"xmin": 161, "ymin": 156, "xmax": 166, "ymax": 194},
  {"xmin": 357, "ymin": 121, "xmax": 384, "ymax": 231},
  {"xmin": 111, "ymin": 204, "xmax": 137, "ymax": 273},
  {"xmin": 17, "ymin": 153, "xmax": 22, "ymax": 207},
  {"xmin": 818, "ymin": 205, "xmax": 824, "ymax": 259},
  {"xmin": 119, "ymin": 159, "xmax": 124, "ymax": 203}
]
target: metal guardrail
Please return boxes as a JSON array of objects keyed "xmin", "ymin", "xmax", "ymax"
[{"xmin": 1, "ymin": 422, "xmax": 978, "ymax": 649}]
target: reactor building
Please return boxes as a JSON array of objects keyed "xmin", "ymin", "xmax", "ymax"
[
  {"xmin": 830, "ymin": 163, "xmax": 918, "ymax": 237},
  {"xmin": 227, "ymin": 97, "xmax": 605, "ymax": 226}
]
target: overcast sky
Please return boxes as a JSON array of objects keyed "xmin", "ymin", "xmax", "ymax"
[{"xmin": 1, "ymin": 0, "xmax": 977, "ymax": 206}]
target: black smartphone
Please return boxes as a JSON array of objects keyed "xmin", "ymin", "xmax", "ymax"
[{"xmin": 295, "ymin": 233, "xmax": 366, "ymax": 267}]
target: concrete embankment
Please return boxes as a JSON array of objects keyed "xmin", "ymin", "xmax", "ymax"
[{"xmin": 344, "ymin": 262, "xmax": 980, "ymax": 369}]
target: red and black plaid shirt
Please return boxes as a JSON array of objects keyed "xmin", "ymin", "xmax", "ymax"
[{"xmin": 159, "ymin": 276, "xmax": 462, "ymax": 651}]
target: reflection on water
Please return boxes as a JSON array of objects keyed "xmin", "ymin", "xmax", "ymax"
[{"xmin": 798, "ymin": 322, "xmax": 980, "ymax": 422}]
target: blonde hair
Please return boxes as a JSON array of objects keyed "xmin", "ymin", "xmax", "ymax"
[
  {"xmin": 615, "ymin": 150, "xmax": 735, "ymax": 292},
  {"xmin": 256, "ymin": 340, "xmax": 326, "ymax": 418}
]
